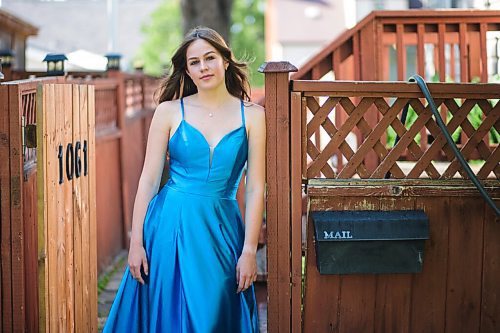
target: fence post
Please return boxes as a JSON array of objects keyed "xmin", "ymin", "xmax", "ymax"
[{"xmin": 259, "ymin": 61, "xmax": 297, "ymax": 333}]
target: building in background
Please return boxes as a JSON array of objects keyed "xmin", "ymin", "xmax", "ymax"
[
  {"xmin": 0, "ymin": 0, "xmax": 163, "ymax": 71},
  {"xmin": 0, "ymin": 8, "xmax": 38, "ymax": 70}
]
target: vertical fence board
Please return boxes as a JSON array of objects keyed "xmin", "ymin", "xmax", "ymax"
[
  {"xmin": 303, "ymin": 196, "xmax": 344, "ymax": 333},
  {"xmin": 82, "ymin": 85, "xmax": 91, "ymax": 333},
  {"xmin": 417, "ymin": 24, "xmax": 425, "ymax": 77},
  {"xmin": 36, "ymin": 83, "xmax": 47, "ymax": 333},
  {"xmin": 0, "ymin": 85, "xmax": 12, "ymax": 333},
  {"xmin": 88, "ymin": 85, "xmax": 98, "ymax": 332},
  {"xmin": 480, "ymin": 200, "xmax": 500, "ymax": 332},
  {"xmin": 374, "ymin": 197, "xmax": 414, "ymax": 333},
  {"xmin": 23, "ymin": 165, "xmax": 38, "ymax": 333},
  {"xmin": 459, "ymin": 23, "xmax": 468, "ymax": 82},
  {"xmin": 290, "ymin": 92, "xmax": 302, "ymax": 333},
  {"xmin": 410, "ymin": 197, "xmax": 449, "ymax": 332},
  {"xmin": 54, "ymin": 84, "xmax": 67, "ymax": 332},
  {"xmin": 8, "ymin": 84, "xmax": 25, "ymax": 332},
  {"xmin": 445, "ymin": 196, "xmax": 484, "ymax": 333},
  {"xmin": 44, "ymin": 84, "xmax": 58, "ymax": 333},
  {"xmin": 63, "ymin": 84, "xmax": 75, "ymax": 333},
  {"xmin": 469, "ymin": 31, "xmax": 481, "ymax": 81},
  {"xmin": 479, "ymin": 23, "xmax": 488, "ymax": 82},
  {"xmin": 438, "ymin": 24, "xmax": 446, "ymax": 81},
  {"xmin": 396, "ymin": 24, "xmax": 405, "ymax": 81},
  {"xmin": 73, "ymin": 85, "xmax": 84, "ymax": 333},
  {"xmin": 338, "ymin": 198, "xmax": 379, "ymax": 333}
]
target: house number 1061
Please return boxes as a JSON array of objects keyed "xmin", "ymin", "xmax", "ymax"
[{"xmin": 58, "ymin": 140, "xmax": 88, "ymax": 184}]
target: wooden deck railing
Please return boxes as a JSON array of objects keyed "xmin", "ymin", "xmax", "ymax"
[{"xmin": 292, "ymin": 10, "xmax": 500, "ymax": 82}]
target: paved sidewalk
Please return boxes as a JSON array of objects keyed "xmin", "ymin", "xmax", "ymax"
[{"xmin": 98, "ymin": 250, "xmax": 127, "ymax": 332}]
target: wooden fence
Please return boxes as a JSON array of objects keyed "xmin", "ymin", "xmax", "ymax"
[
  {"xmin": 262, "ymin": 62, "xmax": 499, "ymax": 332},
  {"xmin": 0, "ymin": 71, "xmax": 157, "ymax": 330}
]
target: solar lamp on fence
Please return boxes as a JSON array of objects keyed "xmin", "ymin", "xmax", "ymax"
[
  {"xmin": 105, "ymin": 53, "xmax": 122, "ymax": 71},
  {"xmin": 0, "ymin": 49, "xmax": 14, "ymax": 68},
  {"xmin": 43, "ymin": 53, "xmax": 68, "ymax": 76}
]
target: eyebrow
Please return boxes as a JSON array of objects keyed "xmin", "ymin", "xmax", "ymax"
[{"xmin": 187, "ymin": 51, "xmax": 216, "ymax": 61}]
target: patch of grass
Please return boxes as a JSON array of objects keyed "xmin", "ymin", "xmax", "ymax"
[{"xmin": 97, "ymin": 255, "xmax": 127, "ymax": 296}]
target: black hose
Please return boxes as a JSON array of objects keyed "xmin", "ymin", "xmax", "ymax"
[{"xmin": 409, "ymin": 74, "xmax": 499, "ymax": 217}]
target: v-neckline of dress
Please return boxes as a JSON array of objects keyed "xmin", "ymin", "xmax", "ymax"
[{"xmin": 169, "ymin": 119, "xmax": 247, "ymax": 174}]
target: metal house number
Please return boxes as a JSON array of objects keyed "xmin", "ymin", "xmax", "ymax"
[{"xmin": 58, "ymin": 140, "xmax": 88, "ymax": 184}]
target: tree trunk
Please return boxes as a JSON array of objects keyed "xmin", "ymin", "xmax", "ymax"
[{"xmin": 181, "ymin": 0, "xmax": 233, "ymax": 42}]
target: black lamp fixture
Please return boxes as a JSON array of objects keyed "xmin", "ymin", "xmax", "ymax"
[
  {"xmin": 0, "ymin": 49, "xmax": 15, "ymax": 68},
  {"xmin": 43, "ymin": 53, "xmax": 68, "ymax": 76},
  {"xmin": 105, "ymin": 53, "xmax": 122, "ymax": 71}
]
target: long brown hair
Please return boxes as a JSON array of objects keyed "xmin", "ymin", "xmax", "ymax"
[{"xmin": 155, "ymin": 26, "xmax": 251, "ymax": 103}]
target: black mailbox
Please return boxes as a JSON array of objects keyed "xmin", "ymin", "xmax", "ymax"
[{"xmin": 311, "ymin": 210, "xmax": 429, "ymax": 274}]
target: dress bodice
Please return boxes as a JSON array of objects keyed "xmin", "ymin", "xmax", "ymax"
[{"xmin": 165, "ymin": 98, "xmax": 248, "ymax": 199}]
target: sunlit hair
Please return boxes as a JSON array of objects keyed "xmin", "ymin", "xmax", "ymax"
[{"xmin": 155, "ymin": 26, "xmax": 251, "ymax": 103}]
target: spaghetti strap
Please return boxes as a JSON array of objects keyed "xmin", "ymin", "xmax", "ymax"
[
  {"xmin": 240, "ymin": 100, "xmax": 245, "ymax": 127},
  {"xmin": 180, "ymin": 98, "xmax": 185, "ymax": 119}
]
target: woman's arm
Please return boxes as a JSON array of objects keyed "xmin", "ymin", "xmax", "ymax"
[
  {"xmin": 128, "ymin": 101, "xmax": 175, "ymax": 283},
  {"xmin": 236, "ymin": 103, "xmax": 266, "ymax": 292}
]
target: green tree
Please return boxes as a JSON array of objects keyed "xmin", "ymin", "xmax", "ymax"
[
  {"xmin": 137, "ymin": 0, "xmax": 265, "ymax": 87},
  {"xmin": 230, "ymin": 0, "xmax": 265, "ymax": 87}
]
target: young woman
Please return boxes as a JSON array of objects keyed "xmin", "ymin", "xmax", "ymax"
[{"xmin": 103, "ymin": 26, "xmax": 265, "ymax": 332}]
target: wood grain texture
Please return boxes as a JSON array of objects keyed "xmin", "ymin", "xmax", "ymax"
[
  {"xmin": 480, "ymin": 199, "xmax": 500, "ymax": 332},
  {"xmin": 0, "ymin": 85, "xmax": 12, "ymax": 333},
  {"xmin": 73, "ymin": 85, "xmax": 84, "ymax": 333},
  {"xmin": 445, "ymin": 196, "xmax": 484, "ymax": 333},
  {"xmin": 88, "ymin": 85, "xmax": 98, "ymax": 332},
  {"xmin": 276, "ymin": 72, "xmax": 291, "ymax": 333},
  {"xmin": 290, "ymin": 92, "xmax": 302, "ymax": 333},
  {"xmin": 8, "ymin": 84, "xmax": 26, "ymax": 332},
  {"xmin": 265, "ymin": 73, "xmax": 279, "ymax": 333},
  {"xmin": 374, "ymin": 197, "xmax": 414, "ymax": 333}
]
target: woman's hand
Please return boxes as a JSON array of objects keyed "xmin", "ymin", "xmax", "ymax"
[
  {"xmin": 236, "ymin": 250, "xmax": 257, "ymax": 293},
  {"xmin": 128, "ymin": 243, "xmax": 149, "ymax": 285}
]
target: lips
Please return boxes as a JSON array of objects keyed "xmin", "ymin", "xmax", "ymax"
[{"xmin": 200, "ymin": 74, "xmax": 213, "ymax": 80}]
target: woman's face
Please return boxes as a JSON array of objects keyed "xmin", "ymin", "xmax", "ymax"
[{"xmin": 185, "ymin": 38, "xmax": 228, "ymax": 92}]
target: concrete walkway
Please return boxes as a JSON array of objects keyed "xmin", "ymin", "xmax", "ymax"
[
  {"xmin": 98, "ymin": 248, "xmax": 268, "ymax": 332},
  {"xmin": 97, "ymin": 250, "xmax": 128, "ymax": 332}
]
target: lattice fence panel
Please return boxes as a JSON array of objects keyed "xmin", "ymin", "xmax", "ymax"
[{"xmin": 303, "ymin": 95, "xmax": 500, "ymax": 179}]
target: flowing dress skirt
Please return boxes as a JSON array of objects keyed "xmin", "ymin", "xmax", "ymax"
[{"xmin": 103, "ymin": 184, "xmax": 259, "ymax": 333}]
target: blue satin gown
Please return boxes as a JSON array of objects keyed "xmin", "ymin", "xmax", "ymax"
[{"xmin": 103, "ymin": 98, "xmax": 259, "ymax": 332}]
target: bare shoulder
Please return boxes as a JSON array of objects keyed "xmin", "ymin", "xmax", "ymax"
[
  {"xmin": 243, "ymin": 102, "xmax": 265, "ymax": 126},
  {"xmin": 151, "ymin": 99, "xmax": 182, "ymax": 130}
]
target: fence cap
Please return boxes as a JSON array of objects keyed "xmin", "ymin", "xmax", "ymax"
[
  {"xmin": 43, "ymin": 53, "xmax": 68, "ymax": 62},
  {"xmin": 258, "ymin": 61, "xmax": 297, "ymax": 73}
]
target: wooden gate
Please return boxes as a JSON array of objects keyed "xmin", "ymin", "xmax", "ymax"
[
  {"xmin": 0, "ymin": 80, "xmax": 97, "ymax": 332},
  {"xmin": 0, "ymin": 78, "xmax": 57, "ymax": 332},
  {"xmin": 37, "ymin": 83, "xmax": 97, "ymax": 332},
  {"xmin": 262, "ymin": 63, "xmax": 500, "ymax": 332}
]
